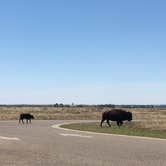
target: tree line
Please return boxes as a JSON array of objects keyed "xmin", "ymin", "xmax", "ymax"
[{"xmin": 0, "ymin": 104, "xmax": 166, "ymax": 108}]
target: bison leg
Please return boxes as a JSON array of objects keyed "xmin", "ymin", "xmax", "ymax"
[
  {"xmin": 107, "ymin": 120, "xmax": 111, "ymax": 127},
  {"xmin": 22, "ymin": 119, "xmax": 24, "ymax": 124},
  {"xmin": 100, "ymin": 119, "xmax": 105, "ymax": 127},
  {"xmin": 120, "ymin": 121, "xmax": 123, "ymax": 126},
  {"xmin": 117, "ymin": 121, "xmax": 123, "ymax": 127},
  {"xmin": 117, "ymin": 121, "xmax": 120, "ymax": 127},
  {"xmin": 19, "ymin": 117, "xmax": 24, "ymax": 124}
]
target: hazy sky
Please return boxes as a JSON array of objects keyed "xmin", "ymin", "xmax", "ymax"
[{"xmin": 0, "ymin": 0, "xmax": 166, "ymax": 104}]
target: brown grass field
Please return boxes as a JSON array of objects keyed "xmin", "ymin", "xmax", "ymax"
[{"xmin": 0, "ymin": 106, "xmax": 166, "ymax": 130}]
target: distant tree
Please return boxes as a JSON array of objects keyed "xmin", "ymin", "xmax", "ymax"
[
  {"xmin": 59, "ymin": 103, "xmax": 64, "ymax": 107},
  {"xmin": 53, "ymin": 103, "xmax": 59, "ymax": 107}
]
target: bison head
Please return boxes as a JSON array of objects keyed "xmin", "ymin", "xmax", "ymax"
[
  {"xmin": 127, "ymin": 112, "xmax": 132, "ymax": 121},
  {"xmin": 30, "ymin": 115, "xmax": 34, "ymax": 119}
]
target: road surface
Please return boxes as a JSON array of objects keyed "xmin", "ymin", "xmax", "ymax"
[{"xmin": 0, "ymin": 120, "xmax": 165, "ymax": 166}]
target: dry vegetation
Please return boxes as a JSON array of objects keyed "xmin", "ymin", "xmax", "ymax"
[{"xmin": 0, "ymin": 106, "xmax": 166, "ymax": 130}]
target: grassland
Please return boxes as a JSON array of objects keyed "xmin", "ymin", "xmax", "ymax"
[
  {"xmin": 0, "ymin": 106, "xmax": 166, "ymax": 130},
  {"xmin": 61, "ymin": 122, "xmax": 166, "ymax": 139}
]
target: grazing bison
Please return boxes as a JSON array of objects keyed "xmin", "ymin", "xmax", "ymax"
[
  {"xmin": 19, "ymin": 113, "xmax": 34, "ymax": 124},
  {"xmin": 100, "ymin": 109, "xmax": 132, "ymax": 127}
]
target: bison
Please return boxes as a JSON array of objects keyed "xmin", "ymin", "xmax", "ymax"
[
  {"xmin": 100, "ymin": 109, "xmax": 132, "ymax": 127},
  {"xmin": 19, "ymin": 113, "xmax": 34, "ymax": 124}
]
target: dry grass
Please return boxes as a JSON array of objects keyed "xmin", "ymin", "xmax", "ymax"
[
  {"xmin": 0, "ymin": 107, "xmax": 101, "ymax": 120},
  {"xmin": 0, "ymin": 106, "xmax": 166, "ymax": 130}
]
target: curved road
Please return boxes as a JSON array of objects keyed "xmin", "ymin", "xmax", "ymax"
[{"xmin": 0, "ymin": 120, "xmax": 165, "ymax": 166}]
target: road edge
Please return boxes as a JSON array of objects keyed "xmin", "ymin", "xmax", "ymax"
[{"xmin": 52, "ymin": 121, "xmax": 166, "ymax": 141}]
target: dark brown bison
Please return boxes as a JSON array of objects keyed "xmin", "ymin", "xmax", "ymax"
[
  {"xmin": 19, "ymin": 113, "xmax": 34, "ymax": 124},
  {"xmin": 100, "ymin": 109, "xmax": 132, "ymax": 127}
]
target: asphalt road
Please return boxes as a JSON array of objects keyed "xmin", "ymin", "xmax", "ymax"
[{"xmin": 0, "ymin": 120, "xmax": 165, "ymax": 166}]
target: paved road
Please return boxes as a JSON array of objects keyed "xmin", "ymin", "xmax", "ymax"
[{"xmin": 0, "ymin": 120, "xmax": 165, "ymax": 166}]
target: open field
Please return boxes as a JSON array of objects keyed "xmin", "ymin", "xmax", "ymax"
[{"xmin": 0, "ymin": 106, "xmax": 166, "ymax": 130}]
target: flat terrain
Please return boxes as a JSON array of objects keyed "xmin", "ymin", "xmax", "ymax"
[
  {"xmin": 0, "ymin": 120, "xmax": 166, "ymax": 166},
  {"xmin": 0, "ymin": 106, "xmax": 166, "ymax": 130}
]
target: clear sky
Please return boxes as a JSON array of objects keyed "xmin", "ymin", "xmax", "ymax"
[{"xmin": 0, "ymin": 0, "xmax": 166, "ymax": 104}]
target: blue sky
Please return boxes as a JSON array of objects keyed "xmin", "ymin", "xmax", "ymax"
[{"xmin": 0, "ymin": 0, "xmax": 166, "ymax": 104}]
